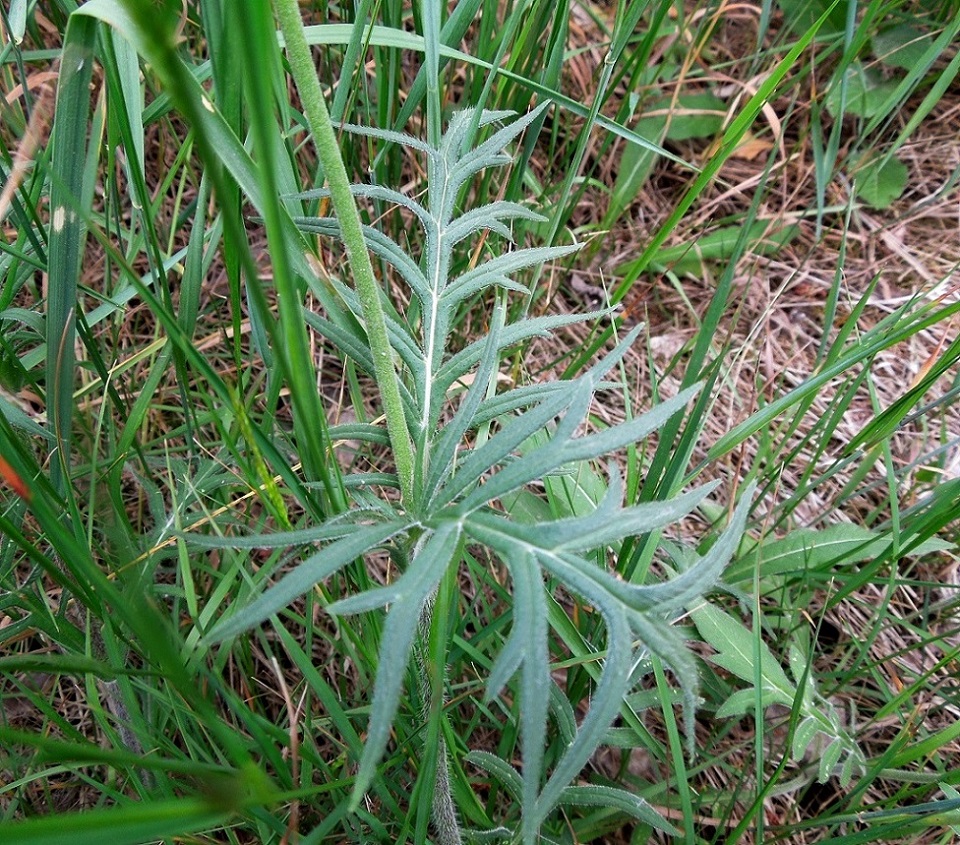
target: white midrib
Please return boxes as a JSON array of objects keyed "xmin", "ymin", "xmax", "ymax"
[{"xmin": 420, "ymin": 200, "xmax": 448, "ymax": 444}]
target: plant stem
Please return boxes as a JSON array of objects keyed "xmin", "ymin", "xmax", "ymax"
[
  {"xmin": 417, "ymin": 563, "xmax": 462, "ymax": 845},
  {"xmin": 273, "ymin": 0, "xmax": 416, "ymax": 507}
]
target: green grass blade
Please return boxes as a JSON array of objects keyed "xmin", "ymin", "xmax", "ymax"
[
  {"xmin": 240, "ymin": 0, "xmax": 347, "ymax": 509},
  {"xmin": 1, "ymin": 795, "xmax": 243, "ymax": 845},
  {"xmin": 45, "ymin": 12, "xmax": 96, "ymax": 490}
]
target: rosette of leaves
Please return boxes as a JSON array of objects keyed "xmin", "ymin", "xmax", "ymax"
[{"xmin": 196, "ymin": 107, "xmax": 754, "ymax": 843}]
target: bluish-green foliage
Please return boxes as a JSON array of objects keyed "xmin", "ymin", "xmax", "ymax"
[{"xmin": 197, "ymin": 106, "xmax": 754, "ymax": 843}]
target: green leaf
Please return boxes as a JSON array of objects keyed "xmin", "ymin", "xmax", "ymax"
[
  {"xmin": 535, "ymin": 606, "xmax": 633, "ymax": 831},
  {"xmin": 690, "ymin": 602, "xmax": 795, "ymax": 709},
  {"xmin": 853, "ymin": 152, "xmax": 909, "ymax": 209},
  {"xmin": 441, "ymin": 244, "xmax": 579, "ymax": 306},
  {"xmin": 0, "ymin": 795, "xmax": 236, "ymax": 845},
  {"xmin": 345, "ymin": 522, "xmax": 462, "ymax": 806},
  {"xmin": 8, "ymin": 0, "xmax": 26, "ymax": 44},
  {"xmin": 503, "ymin": 550, "xmax": 550, "ymax": 830},
  {"xmin": 825, "ymin": 62, "xmax": 901, "ymax": 119},
  {"xmin": 464, "ymin": 751, "xmax": 523, "ymax": 802},
  {"xmin": 638, "ymin": 221, "xmax": 800, "ymax": 277},
  {"xmin": 424, "ymin": 303, "xmax": 507, "ymax": 506},
  {"xmin": 0, "ymin": 653, "xmax": 121, "ymax": 678},
  {"xmin": 692, "ymin": 603, "xmax": 865, "ymax": 780},
  {"xmin": 293, "ymin": 216, "xmax": 431, "ymax": 301},
  {"xmin": 204, "ymin": 520, "xmax": 414, "ymax": 642},
  {"xmin": 725, "ymin": 523, "xmax": 951, "ymax": 585},
  {"xmin": 791, "ymin": 716, "xmax": 822, "ymax": 762},
  {"xmin": 603, "ymin": 115, "xmax": 666, "ymax": 228},
  {"xmin": 819, "ymin": 736, "xmax": 844, "ymax": 781},
  {"xmin": 872, "ymin": 25, "xmax": 934, "ymax": 72},
  {"xmin": 557, "ymin": 784, "xmax": 678, "ymax": 835},
  {"xmin": 663, "ymin": 92, "xmax": 726, "ymax": 141},
  {"xmin": 939, "ymin": 783, "xmax": 960, "ymax": 836},
  {"xmin": 716, "ymin": 688, "xmax": 779, "ymax": 718},
  {"xmin": 46, "ymin": 12, "xmax": 97, "ymax": 490},
  {"xmin": 0, "ymin": 728, "xmax": 235, "ymax": 777},
  {"xmin": 0, "ymin": 391, "xmax": 51, "ymax": 440},
  {"xmin": 458, "ymin": 382, "xmax": 701, "ymax": 513},
  {"xmin": 778, "ymin": 0, "xmax": 849, "ymax": 37},
  {"xmin": 468, "ymin": 480, "xmax": 714, "ymax": 564}
]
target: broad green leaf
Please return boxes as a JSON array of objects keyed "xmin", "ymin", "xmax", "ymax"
[
  {"xmin": 872, "ymin": 25, "xmax": 934, "ymax": 72},
  {"xmin": 853, "ymin": 152, "xmax": 908, "ymax": 209},
  {"xmin": 498, "ymin": 488, "xmax": 554, "ymax": 524},
  {"xmin": 643, "ymin": 221, "xmax": 799, "ymax": 277},
  {"xmin": 716, "ymin": 687, "xmax": 783, "ymax": 718},
  {"xmin": 821, "ymin": 736, "xmax": 845, "ymax": 780},
  {"xmin": 791, "ymin": 716, "xmax": 822, "ymax": 762},
  {"xmin": 778, "ymin": 0, "xmax": 848, "ymax": 36},
  {"xmin": 693, "ymin": 603, "xmax": 864, "ymax": 781},
  {"xmin": 825, "ymin": 62, "xmax": 900, "ymax": 119},
  {"xmin": 690, "ymin": 602, "xmax": 795, "ymax": 707},
  {"xmin": 663, "ymin": 92, "xmax": 726, "ymax": 141},
  {"xmin": 542, "ymin": 453, "xmax": 611, "ymax": 525},
  {"xmin": 726, "ymin": 523, "xmax": 952, "ymax": 584},
  {"xmin": 939, "ymin": 783, "xmax": 960, "ymax": 836}
]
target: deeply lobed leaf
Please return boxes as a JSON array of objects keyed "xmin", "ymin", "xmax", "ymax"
[{"xmin": 205, "ymin": 106, "xmax": 757, "ymax": 843}]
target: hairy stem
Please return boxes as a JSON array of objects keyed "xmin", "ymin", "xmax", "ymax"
[
  {"xmin": 273, "ymin": 0, "xmax": 416, "ymax": 506},
  {"xmin": 416, "ymin": 591, "xmax": 462, "ymax": 845}
]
